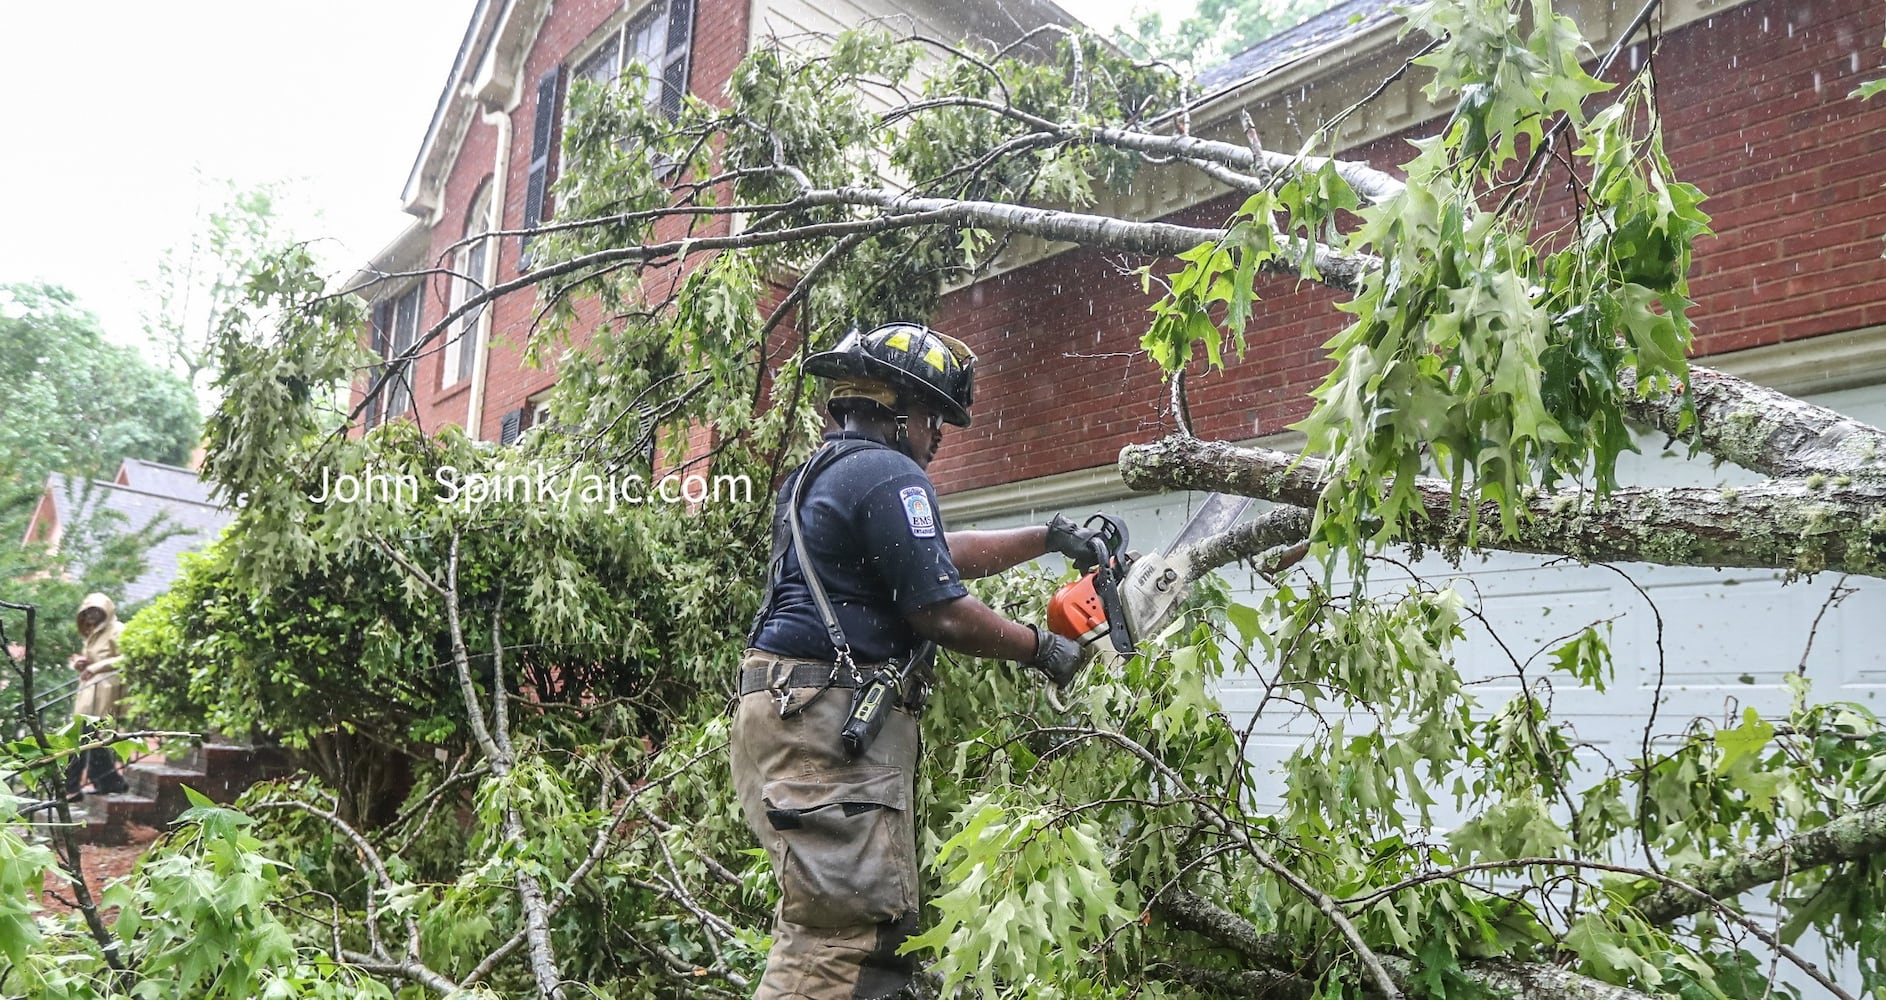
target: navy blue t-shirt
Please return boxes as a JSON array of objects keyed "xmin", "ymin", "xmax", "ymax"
[{"xmin": 751, "ymin": 432, "xmax": 969, "ymax": 664}]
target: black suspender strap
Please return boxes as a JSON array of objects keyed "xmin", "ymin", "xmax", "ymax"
[
  {"xmin": 745, "ymin": 438, "xmax": 890, "ymax": 655},
  {"xmin": 786, "ymin": 448, "xmax": 856, "ymax": 671}
]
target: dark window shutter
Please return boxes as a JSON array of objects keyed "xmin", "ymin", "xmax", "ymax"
[
  {"xmin": 661, "ymin": 0, "xmax": 693, "ymax": 121},
  {"xmin": 365, "ymin": 300, "xmax": 392, "ymax": 428},
  {"xmin": 520, "ymin": 64, "xmax": 566, "ymax": 268},
  {"xmin": 499, "ymin": 408, "xmax": 525, "ymax": 445}
]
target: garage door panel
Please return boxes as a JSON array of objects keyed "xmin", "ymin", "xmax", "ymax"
[
  {"xmin": 1620, "ymin": 574, "xmax": 1813, "ymax": 685},
  {"xmin": 1830, "ymin": 579, "xmax": 1886, "ymax": 688}
]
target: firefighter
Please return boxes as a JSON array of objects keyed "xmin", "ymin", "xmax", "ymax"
[{"xmin": 732, "ymin": 323, "xmax": 1095, "ymax": 999}]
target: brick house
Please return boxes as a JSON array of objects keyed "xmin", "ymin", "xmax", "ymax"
[
  {"xmin": 930, "ymin": 0, "xmax": 1886, "ymax": 512},
  {"xmin": 355, "ymin": 0, "xmax": 1886, "ymax": 503},
  {"xmin": 351, "ymin": 0, "xmax": 1082, "ymax": 444}
]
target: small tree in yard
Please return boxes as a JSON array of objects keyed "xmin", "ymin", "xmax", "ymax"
[{"xmin": 6, "ymin": 2, "xmax": 1886, "ymax": 998}]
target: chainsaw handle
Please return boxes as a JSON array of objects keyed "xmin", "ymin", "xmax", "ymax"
[
  {"xmin": 1072, "ymin": 513, "xmax": 1130, "ymax": 572},
  {"xmin": 1089, "ymin": 555, "xmax": 1136, "ymax": 654}
]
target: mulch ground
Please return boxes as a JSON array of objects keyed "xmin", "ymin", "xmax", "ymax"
[{"xmin": 35, "ymin": 819, "xmax": 162, "ymax": 918}]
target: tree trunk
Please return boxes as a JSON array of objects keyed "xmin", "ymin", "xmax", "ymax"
[
  {"xmin": 1119, "ymin": 435, "xmax": 1886, "ymax": 580},
  {"xmin": 1635, "ymin": 800, "xmax": 1886, "ymax": 923}
]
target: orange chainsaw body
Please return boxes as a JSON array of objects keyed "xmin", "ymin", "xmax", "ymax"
[
  {"xmin": 1048, "ymin": 572, "xmax": 1113, "ymax": 645},
  {"xmin": 1044, "ymin": 513, "xmax": 1136, "ymax": 654}
]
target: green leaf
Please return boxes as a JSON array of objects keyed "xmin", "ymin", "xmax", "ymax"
[
  {"xmin": 1715, "ymin": 707, "xmax": 1775, "ymax": 774},
  {"xmin": 1566, "ymin": 913, "xmax": 1663, "ymax": 985},
  {"xmin": 1226, "ymin": 601, "xmax": 1263, "ymax": 648}
]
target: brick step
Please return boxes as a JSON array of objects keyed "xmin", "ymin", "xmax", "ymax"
[
  {"xmin": 74, "ymin": 743, "xmax": 297, "ymax": 845},
  {"xmin": 124, "ymin": 763, "xmax": 209, "ymax": 813},
  {"xmin": 80, "ymin": 792, "xmax": 163, "ymax": 846}
]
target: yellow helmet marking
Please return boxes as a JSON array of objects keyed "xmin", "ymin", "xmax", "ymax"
[
  {"xmin": 884, "ymin": 331, "xmax": 912, "ymax": 351},
  {"xmin": 923, "ymin": 346, "xmax": 947, "ymax": 371}
]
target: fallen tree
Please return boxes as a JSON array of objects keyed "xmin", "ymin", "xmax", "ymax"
[{"xmin": 8, "ymin": 1, "xmax": 1884, "ymax": 998}]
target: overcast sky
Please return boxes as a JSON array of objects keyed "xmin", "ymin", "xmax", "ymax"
[{"xmin": 0, "ymin": 0, "xmax": 1177, "ymax": 359}]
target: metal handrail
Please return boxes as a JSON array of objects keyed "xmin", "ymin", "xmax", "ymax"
[{"xmin": 35, "ymin": 673, "xmax": 81, "ymax": 719}]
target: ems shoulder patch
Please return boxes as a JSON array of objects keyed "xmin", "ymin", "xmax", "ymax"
[{"xmin": 899, "ymin": 486, "xmax": 936, "ymax": 538}]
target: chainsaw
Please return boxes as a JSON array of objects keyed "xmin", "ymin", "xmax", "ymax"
[
  {"xmin": 1045, "ymin": 513, "xmax": 1137, "ymax": 654},
  {"xmin": 1046, "ymin": 493, "xmax": 1254, "ymax": 669}
]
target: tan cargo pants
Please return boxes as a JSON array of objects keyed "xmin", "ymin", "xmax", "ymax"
[{"xmin": 731, "ymin": 651, "xmax": 922, "ymax": 1000}]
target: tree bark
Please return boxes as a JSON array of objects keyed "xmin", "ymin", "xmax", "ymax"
[
  {"xmin": 810, "ymin": 188, "xmax": 1378, "ymax": 291},
  {"xmin": 891, "ymin": 97, "xmax": 1409, "ymax": 205},
  {"xmin": 1183, "ymin": 505, "xmax": 1314, "ymax": 577},
  {"xmin": 1156, "ymin": 889, "xmax": 1303, "ymax": 970},
  {"xmin": 1635, "ymin": 800, "xmax": 1886, "ymax": 923},
  {"xmin": 1429, "ymin": 959, "xmax": 1671, "ymax": 1000},
  {"xmin": 1164, "ymin": 964, "xmax": 1317, "ymax": 999},
  {"xmin": 1621, "ymin": 365, "xmax": 1886, "ymax": 481},
  {"xmin": 1119, "ymin": 435, "xmax": 1886, "ymax": 580}
]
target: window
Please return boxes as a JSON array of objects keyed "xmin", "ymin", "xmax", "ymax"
[
  {"xmin": 498, "ymin": 394, "xmax": 556, "ymax": 446},
  {"xmin": 572, "ymin": 0, "xmax": 694, "ymax": 122},
  {"xmin": 444, "ymin": 182, "xmax": 493, "ymax": 389},
  {"xmin": 520, "ymin": 0, "xmax": 694, "ymax": 267},
  {"xmin": 368, "ymin": 285, "xmax": 422, "ymax": 424}
]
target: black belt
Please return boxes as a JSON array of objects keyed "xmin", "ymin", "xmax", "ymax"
[
  {"xmin": 739, "ymin": 656, "xmax": 931, "ymax": 714},
  {"xmin": 738, "ymin": 662, "xmax": 874, "ymax": 696}
]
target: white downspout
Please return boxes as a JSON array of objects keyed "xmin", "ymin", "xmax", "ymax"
[{"xmin": 466, "ymin": 102, "xmax": 514, "ymax": 442}]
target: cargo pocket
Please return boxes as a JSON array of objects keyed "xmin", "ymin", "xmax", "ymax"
[{"xmin": 762, "ymin": 765, "xmax": 917, "ymax": 927}]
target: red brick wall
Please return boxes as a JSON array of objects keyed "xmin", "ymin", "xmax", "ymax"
[
  {"xmin": 361, "ymin": 0, "xmax": 752, "ymax": 440},
  {"xmin": 1667, "ymin": 0, "xmax": 1886, "ymax": 353},
  {"xmin": 927, "ymin": 0, "xmax": 1886, "ymax": 496}
]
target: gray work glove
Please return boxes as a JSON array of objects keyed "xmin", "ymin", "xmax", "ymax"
[
  {"xmin": 1026, "ymin": 625, "xmax": 1083, "ymax": 688},
  {"xmin": 1045, "ymin": 514, "xmax": 1099, "ymax": 562}
]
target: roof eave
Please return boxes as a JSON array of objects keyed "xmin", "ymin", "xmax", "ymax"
[
  {"xmin": 1176, "ymin": 11, "xmax": 1408, "ymax": 134},
  {"xmin": 350, "ymin": 222, "xmax": 436, "ymax": 298},
  {"xmin": 402, "ymin": 0, "xmax": 508, "ymax": 217}
]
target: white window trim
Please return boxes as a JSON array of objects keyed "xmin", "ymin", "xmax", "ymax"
[
  {"xmin": 566, "ymin": 0, "xmax": 688, "ymax": 117},
  {"xmin": 444, "ymin": 185, "xmax": 494, "ymax": 390}
]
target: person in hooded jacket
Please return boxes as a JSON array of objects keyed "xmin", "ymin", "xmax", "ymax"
[
  {"xmin": 732, "ymin": 323, "xmax": 1103, "ymax": 1000},
  {"xmin": 65, "ymin": 592, "xmax": 129, "ymax": 797}
]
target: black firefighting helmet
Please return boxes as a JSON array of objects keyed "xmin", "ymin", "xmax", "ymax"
[{"xmin": 805, "ymin": 323, "xmax": 978, "ymax": 427}]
